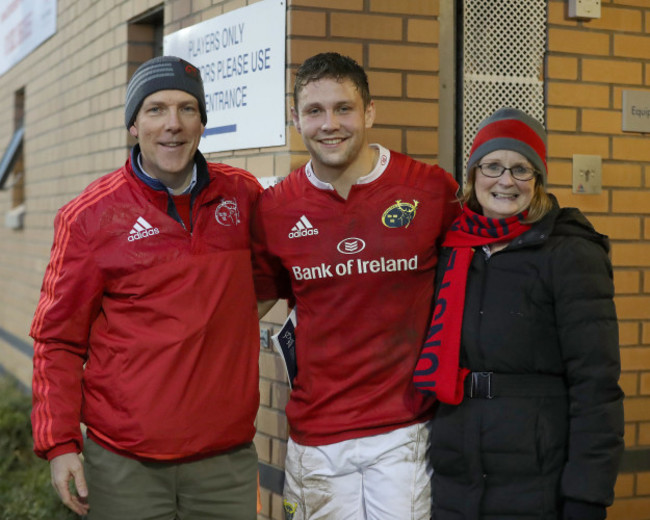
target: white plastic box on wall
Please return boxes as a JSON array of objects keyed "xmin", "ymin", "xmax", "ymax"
[
  {"xmin": 4, "ymin": 204, "xmax": 25, "ymax": 230},
  {"xmin": 568, "ymin": 0, "xmax": 601, "ymax": 19}
]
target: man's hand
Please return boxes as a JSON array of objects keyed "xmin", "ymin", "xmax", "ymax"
[{"xmin": 50, "ymin": 452, "xmax": 89, "ymax": 516}]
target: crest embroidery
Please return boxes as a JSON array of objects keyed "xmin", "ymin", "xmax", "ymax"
[
  {"xmin": 382, "ymin": 200, "xmax": 419, "ymax": 228},
  {"xmin": 215, "ymin": 199, "xmax": 240, "ymax": 226}
]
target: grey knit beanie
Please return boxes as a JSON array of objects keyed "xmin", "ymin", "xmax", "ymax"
[
  {"xmin": 125, "ymin": 56, "xmax": 207, "ymax": 129},
  {"xmin": 466, "ymin": 107, "xmax": 548, "ymax": 185}
]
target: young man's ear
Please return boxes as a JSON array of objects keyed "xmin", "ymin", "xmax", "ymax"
[
  {"xmin": 129, "ymin": 124, "xmax": 138, "ymax": 138},
  {"xmin": 291, "ymin": 107, "xmax": 301, "ymax": 134},
  {"xmin": 364, "ymin": 100, "xmax": 376, "ymax": 129}
]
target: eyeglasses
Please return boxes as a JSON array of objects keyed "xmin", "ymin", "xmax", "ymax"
[{"xmin": 477, "ymin": 162, "xmax": 536, "ymax": 181}]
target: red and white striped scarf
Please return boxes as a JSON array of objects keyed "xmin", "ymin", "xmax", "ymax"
[{"xmin": 413, "ymin": 206, "xmax": 531, "ymax": 404}]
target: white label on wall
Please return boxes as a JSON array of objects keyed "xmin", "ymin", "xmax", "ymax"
[
  {"xmin": 164, "ymin": 0, "xmax": 286, "ymax": 153},
  {"xmin": 622, "ymin": 90, "xmax": 650, "ymax": 133}
]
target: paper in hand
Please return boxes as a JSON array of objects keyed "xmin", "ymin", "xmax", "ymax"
[{"xmin": 271, "ymin": 307, "xmax": 297, "ymax": 388}]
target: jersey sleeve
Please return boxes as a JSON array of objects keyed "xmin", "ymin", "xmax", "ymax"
[
  {"xmin": 30, "ymin": 208, "xmax": 104, "ymax": 460},
  {"xmin": 250, "ymin": 193, "xmax": 292, "ymax": 301}
]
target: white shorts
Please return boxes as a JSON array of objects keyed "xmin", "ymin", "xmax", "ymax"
[{"xmin": 283, "ymin": 421, "xmax": 433, "ymax": 520}]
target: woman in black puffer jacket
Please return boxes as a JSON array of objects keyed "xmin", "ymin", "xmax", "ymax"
[{"xmin": 414, "ymin": 107, "xmax": 624, "ymax": 520}]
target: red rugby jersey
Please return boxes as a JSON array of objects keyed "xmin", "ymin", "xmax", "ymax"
[{"xmin": 253, "ymin": 146, "xmax": 461, "ymax": 445}]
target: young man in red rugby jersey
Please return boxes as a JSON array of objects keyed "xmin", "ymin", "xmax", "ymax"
[{"xmin": 254, "ymin": 52, "xmax": 461, "ymax": 519}]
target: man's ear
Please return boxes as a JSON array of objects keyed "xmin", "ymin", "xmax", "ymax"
[
  {"xmin": 291, "ymin": 107, "xmax": 301, "ymax": 134},
  {"xmin": 364, "ymin": 100, "xmax": 376, "ymax": 129},
  {"xmin": 129, "ymin": 125, "xmax": 138, "ymax": 138}
]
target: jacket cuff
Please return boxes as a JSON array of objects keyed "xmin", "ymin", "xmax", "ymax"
[
  {"xmin": 563, "ymin": 499, "xmax": 606, "ymax": 520},
  {"xmin": 45, "ymin": 441, "xmax": 81, "ymax": 461}
]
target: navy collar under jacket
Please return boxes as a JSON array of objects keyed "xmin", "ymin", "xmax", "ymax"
[{"xmin": 129, "ymin": 144, "xmax": 211, "ymax": 231}]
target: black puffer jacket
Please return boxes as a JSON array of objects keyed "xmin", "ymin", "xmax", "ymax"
[{"xmin": 431, "ymin": 199, "xmax": 624, "ymax": 520}]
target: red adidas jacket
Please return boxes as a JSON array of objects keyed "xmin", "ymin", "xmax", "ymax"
[{"xmin": 31, "ymin": 151, "xmax": 262, "ymax": 461}]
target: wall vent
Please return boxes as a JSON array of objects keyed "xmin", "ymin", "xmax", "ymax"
[{"xmin": 461, "ymin": 0, "xmax": 546, "ymax": 179}]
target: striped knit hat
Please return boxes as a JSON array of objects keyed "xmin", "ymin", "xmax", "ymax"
[
  {"xmin": 466, "ymin": 107, "xmax": 548, "ymax": 185},
  {"xmin": 125, "ymin": 56, "xmax": 207, "ymax": 129}
]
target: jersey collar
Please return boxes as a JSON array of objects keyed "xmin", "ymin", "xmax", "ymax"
[{"xmin": 305, "ymin": 144, "xmax": 390, "ymax": 191}]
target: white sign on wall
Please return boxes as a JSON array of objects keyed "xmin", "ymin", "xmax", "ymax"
[
  {"xmin": 164, "ymin": 0, "xmax": 286, "ymax": 153},
  {"xmin": 622, "ymin": 90, "xmax": 650, "ymax": 134},
  {"xmin": 0, "ymin": 0, "xmax": 57, "ymax": 76}
]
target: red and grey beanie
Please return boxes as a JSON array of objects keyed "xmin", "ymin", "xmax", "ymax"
[
  {"xmin": 125, "ymin": 56, "xmax": 207, "ymax": 128},
  {"xmin": 467, "ymin": 107, "xmax": 548, "ymax": 185}
]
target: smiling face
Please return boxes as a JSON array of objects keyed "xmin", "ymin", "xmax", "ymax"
[
  {"xmin": 474, "ymin": 150, "xmax": 536, "ymax": 219},
  {"xmin": 292, "ymin": 77, "xmax": 375, "ymax": 182},
  {"xmin": 129, "ymin": 89, "xmax": 205, "ymax": 191}
]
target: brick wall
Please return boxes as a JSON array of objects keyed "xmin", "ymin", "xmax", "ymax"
[
  {"xmin": 286, "ymin": 0, "xmax": 441, "ymax": 168},
  {"xmin": 0, "ymin": 0, "xmax": 648, "ymax": 518},
  {"xmin": 547, "ymin": 0, "xmax": 650, "ymax": 518}
]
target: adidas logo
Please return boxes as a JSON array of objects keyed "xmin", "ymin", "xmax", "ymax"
[
  {"xmin": 288, "ymin": 215, "xmax": 319, "ymax": 239},
  {"xmin": 128, "ymin": 216, "xmax": 160, "ymax": 242}
]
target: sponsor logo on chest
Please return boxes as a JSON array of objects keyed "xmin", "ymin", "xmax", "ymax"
[
  {"xmin": 288, "ymin": 215, "xmax": 319, "ymax": 239},
  {"xmin": 128, "ymin": 216, "xmax": 159, "ymax": 241},
  {"xmin": 291, "ymin": 255, "xmax": 418, "ymax": 280},
  {"xmin": 287, "ymin": 198, "xmax": 423, "ymax": 280}
]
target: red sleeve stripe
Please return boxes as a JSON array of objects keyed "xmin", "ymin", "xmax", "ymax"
[{"xmin": 32, "ymin": 340, "xmax": 57, "ymax": 450}]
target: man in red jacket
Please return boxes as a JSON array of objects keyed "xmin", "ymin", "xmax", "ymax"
[{"xmin": 31, "ymin": 56, "xmax": 262, "ymax": 519}]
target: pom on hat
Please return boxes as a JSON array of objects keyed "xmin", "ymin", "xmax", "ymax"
[
  {"xmin": 125, "ymin": 56, "xmax": 207, "ymax": 129},
  {"xmin": 466, "ymin": 107, "xmax": 547, "ymax": 185}
]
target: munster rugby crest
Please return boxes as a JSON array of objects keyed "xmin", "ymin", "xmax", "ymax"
[
  {"xmin": 382, "ymin": 200, "xmax": 419, "ymax": 228},
  {"xmin": 215, "ymin": 199, "xmax": 240, "ymax": 226}
]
